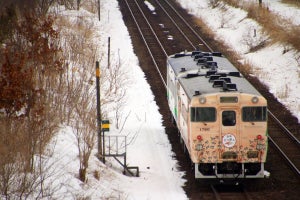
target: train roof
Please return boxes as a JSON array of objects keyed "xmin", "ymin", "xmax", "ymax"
[{"xmin": 167, "ymin": 51, "xmax": 262, "ymax": 100}]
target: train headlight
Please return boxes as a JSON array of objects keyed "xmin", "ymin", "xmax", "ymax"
[
  {"xmin": 257, "ymin": 135, "xmax": 263, "ymax": 140},
  {"xmin": 252, "ymin": 96, "xmax": 259, "ymax": 104},
  {"xmin": 197, "ymin": 135, "xmax": 203, "ymax": 141},
  {"xmin": 199, "ymin": 97, "xmax": 206, "ymax": 104}
]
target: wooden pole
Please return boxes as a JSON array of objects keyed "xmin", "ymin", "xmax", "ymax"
[
  {"xmin": 108, "ymin": 37, "xmax": 110, "ymax": 68},
  {"xmin": 102, "ymin": 129, "xmax": 105, "ymax": 163},
  {"xmin": 96, "ymin": 61, "xmax": 102, "ymax": 161},
  {"xmin": 98, "ymin": 0, "xmax": 100, "ymax": 21}
]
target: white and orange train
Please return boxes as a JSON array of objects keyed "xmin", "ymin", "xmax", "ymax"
[{"xmin": 167, "ymin": 51, "xmax": 269, "ymax": 179}]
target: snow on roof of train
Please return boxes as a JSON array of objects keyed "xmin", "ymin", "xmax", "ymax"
[{"xmin": 167, "ymin": 51, "xmax": 261, "ymax": 100}]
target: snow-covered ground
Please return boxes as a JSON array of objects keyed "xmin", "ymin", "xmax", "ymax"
[
  {"xmin": 260, "ymin": 0, "xmax": 300, "ymax": 25},
  {"xmin": 45, "ymin": 0, "xmax": 187, "ymax": 199},
  {"xmin": 41, "ymin": 0, "xmax": 299, "ymax": 199}
]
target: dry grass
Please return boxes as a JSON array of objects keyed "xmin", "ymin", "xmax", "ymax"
[
  {"xmin": 277, "ymin": 84, "xmax": 289, "ymax": 99},
  {"xmin": 222, "ymin": 0, "xmax": 300, "ymax": 52},
  {"xmin": 281, "ymin": 0, "xmax": 300, "ymax": 7},
  {"xmin": 193, "ymin": 16, "xmax": 254, "ymax": 76},
  {"xmin": 81, "ymin": 0, "xmax": 98, "ymax": 14}
]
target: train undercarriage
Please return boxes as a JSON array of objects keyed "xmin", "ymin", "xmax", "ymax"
[{"xmin": 195, "ymin": 162, "xmax": 268, "ymax": 179}]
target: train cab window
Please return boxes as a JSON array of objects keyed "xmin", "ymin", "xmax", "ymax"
[
  {"xmin": 242, "ymin": 106, "xmax": 267, "ymax": 122},
  {"xmin": 222, "ymin": 111, "xmax": 236, "ymax": 126},
  {"xmin": 190, "ymin": 107, "xmax": 216, "ymax": 122}
]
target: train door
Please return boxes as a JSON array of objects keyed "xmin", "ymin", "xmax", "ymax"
[{"xmin": 220, "ymin": 108, "xmax": 239, "ymax": 160}]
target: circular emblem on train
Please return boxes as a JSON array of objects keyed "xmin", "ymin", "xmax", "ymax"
[{"xmin": 222, "ymin": 134, "xmax": 236, "ymax": 148}]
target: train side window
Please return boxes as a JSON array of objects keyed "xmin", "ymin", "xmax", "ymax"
[
  {"xmin": 242, "ymin": 106, "xmax": 267, "ymax": 122},
  {"xmin": 190, "ymin": 107, "xmax": 216, "ymax": 122},
  {"xmin": 222, "ymin": 111, "xmax": 236, "ymax": 126}
]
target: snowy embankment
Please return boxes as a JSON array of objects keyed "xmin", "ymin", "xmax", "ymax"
[{"xmin": 43, "ymin": 0, "xmax": 187, "ymax": 199}]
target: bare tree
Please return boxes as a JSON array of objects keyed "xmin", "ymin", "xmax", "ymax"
[
  {"xmin": 58, "ymin": 0, "xmax": 77, "ymax": 9},
  {"xmin": 208, "ymin": 0, "xmax": 221, "ymax": 8},
  {"xmin": 0, "ymin": 3, "xmax": 63, "ymax": 199},
  {"xmin": 242, "ymin": 26, "xmax": 268, "ymax": 53},
  {"xmin": 99, "ymin": 56, "xmax": 130, "ymax": 130},
  {"xmin": 73, "ymin": 85, "xmax": 97, "ymax": 182},
  {"xmin": 55, "ymin": 12, "xmax": 99, "ymax": 182},
  {"xmin": 296, "ymin": 55, "xmax": 300, "ymax": 79}
]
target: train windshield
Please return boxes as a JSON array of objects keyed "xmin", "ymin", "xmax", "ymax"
[
  {"xmin": 190, "ymin": 107, "xmax": 216, "ymax": 122},
  {"xmin": 242, "ymin": 106, "xmax": 267, "ymax": 122},
  {"xmin": 222, "ymin": 110, "xmax": 236, "ymax": 126}
]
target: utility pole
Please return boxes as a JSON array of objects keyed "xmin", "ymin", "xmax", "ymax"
[
  {"xmin": 98, "ymin": 0, "xmax": 100, "ymax": 21},
  {"xmin": 108, "ymin": 37, "xmax": 110, "ymax": 68},
  {"xmin": 96, "ymin": 61, "xmax": 102, "ymax": 161}
]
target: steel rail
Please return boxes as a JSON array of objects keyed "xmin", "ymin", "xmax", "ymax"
[
  {"xmin": 210, "ymin": 184, "xmax": 253, "ymax": 200},
  {"xmin": 154, "ymin": 0, "xmax": 195, "ymax": 49},
  {"xmin": 130, "ymin": 0, "xmax": 168, "ymax": 58},
  {"xmin": 268, "ymin": 135, "xmax": 300, "ymax": 176},
  {"xmin": 211, "ymin": 184, "xmax": 222, "ymax": 200},
  {"xmin": 268, "ymin": 110, "xmax": 300, "ymax": 145},
  {"xmin": 124, "ymin": 0, "xmax": 167, "ymax": 89},
  {"xmin": 162, "ymin": 0, "xmax": 214, "ymax": 52},
  {"xmin": 267, "ymin": 110, "xmax": 300, "ymax": 177}
]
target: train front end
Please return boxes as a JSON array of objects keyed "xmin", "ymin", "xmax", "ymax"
[{"xmin": 190, "ymin": 93, "xmax": 268, "ymax": 179}]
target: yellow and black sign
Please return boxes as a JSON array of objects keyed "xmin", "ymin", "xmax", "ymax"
[{"xmin": 102, "ymin": 120, "xmax": 110, "ymax": 132}]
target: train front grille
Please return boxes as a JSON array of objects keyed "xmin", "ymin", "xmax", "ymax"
[{"xmin": 222, "ymin": 151, "xmax": 237, "ymax": 160}]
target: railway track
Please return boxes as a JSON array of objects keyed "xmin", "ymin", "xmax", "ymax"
[
  {"xmin": 211, "ymin": 184, "xmax": 252, "ymax": 200},
  {"xmin": 123, "ymin": 0, "xmax": 167, "ymax": 86},
  {"xmin": 151, "ymin": 0, "xmax": 212, "ymax": 52},
  {"xmin": 118, "ymin": 0, "xmax": 300, "ymax": 198},
  {"xmin": 268, "ymin": 112, "xmax": 300, "ymax": 176}
]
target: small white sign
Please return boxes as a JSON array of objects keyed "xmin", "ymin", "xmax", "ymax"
[{"xmin": 222, "ymin": 134, "xmax": 236, "ymax": 148}]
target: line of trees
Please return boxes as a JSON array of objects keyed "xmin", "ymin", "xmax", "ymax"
[
  {"xmin": 0, "ymin": 0, "xmax": 65, "ymax": 198},
  {"xmin": 0, "ymin": 0, "xmax": 130, "ymax": 198},
  {"xmin": 0, "ymin": 0, "xmax": 88, "ymax": 198}
]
